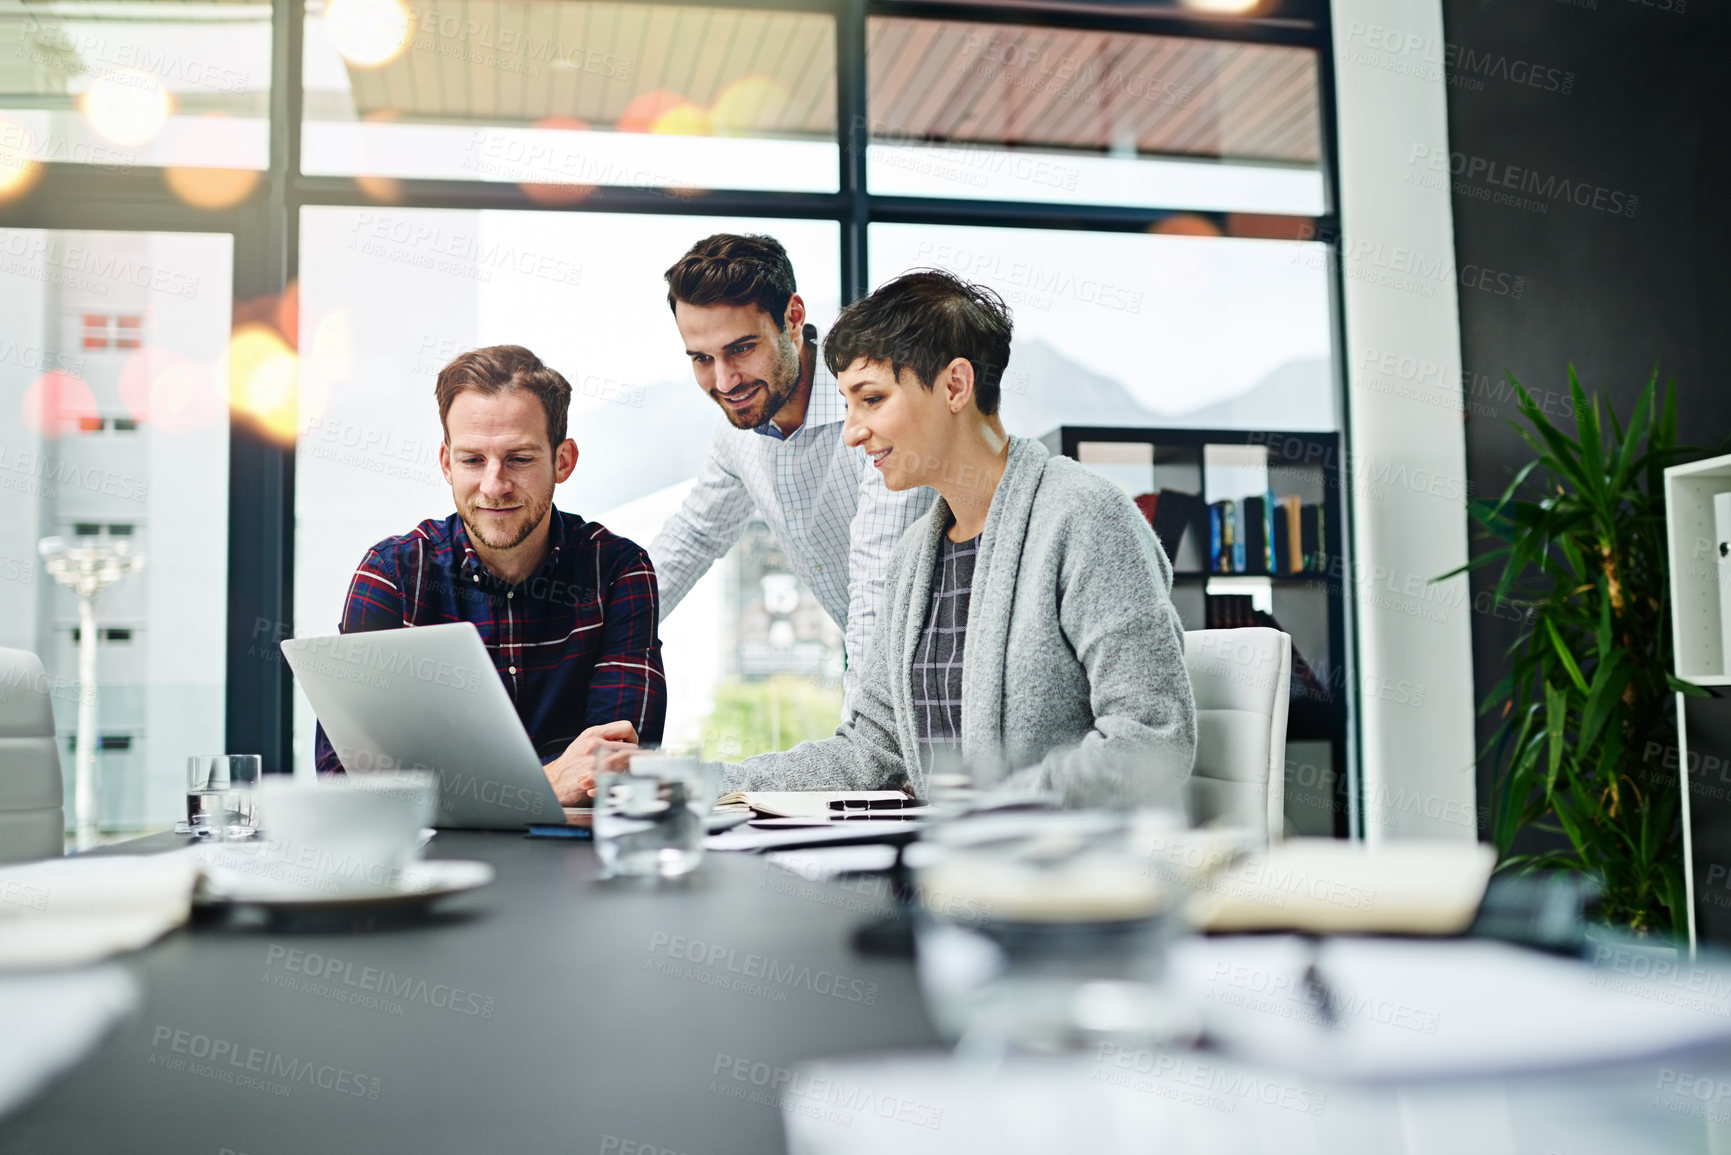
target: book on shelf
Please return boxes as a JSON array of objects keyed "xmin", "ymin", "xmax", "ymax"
[
  {"xmin": 1132, "ymin": 489, "xmax": 1205, "ymax": 569},
  {"xmin": 1242, "ymin": 495, "xmax": 1269, "ymax": 575},
  {"xmin": 1209, "ymin": 499, "xmax": 1236, "ymax": 573},
  {"xmin": 1299, "ymin": 503, "xmax": 1327, "ymax": 572},
  {"xmin": 1277, "ymin": 495, "xmax": 1303, "ymax": 574},
  {"xmin": 1231, "ymin": 500, "xmax": 1246, "ymax": 573}
]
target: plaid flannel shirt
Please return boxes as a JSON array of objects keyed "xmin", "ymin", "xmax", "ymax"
[
  {"xmin": 313, "ymin": 508, "xmax": 665, "ymax": 774},
  {"xmin": 647, "ymin": 325, "xmax": 935, "ymax": 714}
]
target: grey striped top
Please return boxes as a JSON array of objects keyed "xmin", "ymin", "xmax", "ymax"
[{"xmin": 912, "ymin": 533, "xmax": 978, "ymax": 753}]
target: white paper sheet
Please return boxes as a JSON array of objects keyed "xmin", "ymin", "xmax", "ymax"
[
  {"xmin": 0, "ymin": 853, "xmax": 199, "ymax": 969},
  {"xmin": 1172, "ymin": 935, "xmax": 1731, "ymax": 1081}
]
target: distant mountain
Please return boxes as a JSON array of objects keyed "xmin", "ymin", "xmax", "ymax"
[
  {"xmin": 999, "ymin": 340, "xmax": 1333, "ymax": 438},
  {"xmin": 570, "ymin": 344, "xmax": 1335, "ymax": 517},
  {"xmin": 1158, "ymin": 357, "xmax": 1334, "ymax": 431},
  {"xmin": 996, "ymin": 339, "xmax": 1165, "ymax": 437}
]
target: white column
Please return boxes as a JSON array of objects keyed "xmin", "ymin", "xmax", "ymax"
[
  {"xmin": 74, "ymin": 593, "xmax": 100, "ymax": 850},
  {"xmin": 1330, "ymin": 1, "xmax": 1478, "ymax": 841}
]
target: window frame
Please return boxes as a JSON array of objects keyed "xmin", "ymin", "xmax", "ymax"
[{"xmin": 0, "ymin": 0, "xmax": 1356, "ymax": 833}]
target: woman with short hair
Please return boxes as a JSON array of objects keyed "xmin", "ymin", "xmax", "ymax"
[{"xmin": 718, "ymin": 269, "xmax": 1196, "ymax": 809}]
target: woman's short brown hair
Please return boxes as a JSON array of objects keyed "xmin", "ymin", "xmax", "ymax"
[
  {"xmin": 664, "ymin": 233, "xmax": 798, "ymax": 329},
  {"xmin": 434, "ymin": 345, "xmax": 571, "ymax": 448},
  {"xmin": 823, "ymin": 270, "xmax": 1012, "ymax": 417}
]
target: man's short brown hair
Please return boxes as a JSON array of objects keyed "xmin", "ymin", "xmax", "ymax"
[
  {"xmin": 434, "ymin": 345, "xmax": 571, "ymax": 448},
  {"xmin": 665, "ymin": 233, "xmax": 797, "ymax": 329}
]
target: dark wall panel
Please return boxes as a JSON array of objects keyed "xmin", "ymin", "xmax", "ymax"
[{"xmin": 1440, "ymin": 0, "xmax": 1731, "ymax": 936}]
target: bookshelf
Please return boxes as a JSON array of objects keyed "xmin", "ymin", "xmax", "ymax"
[
  {"xmin": 1041, "ymin": 426, "xmax": 1351, "ymax": 839},
  {"xmin": 1663, "ymin": 452, "xmax": 1731, "ymax": 954}
]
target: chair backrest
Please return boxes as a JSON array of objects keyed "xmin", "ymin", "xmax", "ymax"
[
  {"xmin": 1183, "ymin": 628, "xmax": 1291, "ymax": 844},
  {"xmin": 0, "ymin": 648, "xmax": 66, "ymax": 862}
]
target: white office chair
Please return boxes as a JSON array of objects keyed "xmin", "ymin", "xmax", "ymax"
[
  {"xmin": 1183, "ymin": 628, "xmax": 1291, "ymax": 844},
  {"xmin": 0, "ymin": 648, "xmax": 66, "ymax": 863}
]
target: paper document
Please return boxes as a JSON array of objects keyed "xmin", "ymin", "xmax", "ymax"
[
  {"xmin": 707, "ymin": 822, "xmax": 927, "ymax": 854},
  {"xmin": 1191, "ymin": 838, "xmax": 1495, "ymax": 935},
  {"xmin": 715, "ymin": 790, "xmax": 912, "ymax": 818},
  {"xmin": 0, "ymin": 853, "xmax": 200, "ymax": 969},
  {"xmin": 1173, "ymin": 934, "xmax": 1731, "ymax": 1081}
]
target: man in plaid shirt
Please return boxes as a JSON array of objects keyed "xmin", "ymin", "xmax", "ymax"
[
  {"xmin": 650, "ymin": 235, "xmax": 934, "ymax": 715},
  {"xmin": 313, "ymin": 346, "xmax": 665, "ymax": 804}
]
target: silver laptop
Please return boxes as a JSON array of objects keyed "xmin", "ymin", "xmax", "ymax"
[{"xmin": 282, "ymin": 622, "xmax": 563, "ymax": 829}]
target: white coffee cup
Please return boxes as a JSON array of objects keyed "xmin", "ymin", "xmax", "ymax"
[{"xmin": 247, "ymin": 772, "xmax": 436, "ymax": 898}]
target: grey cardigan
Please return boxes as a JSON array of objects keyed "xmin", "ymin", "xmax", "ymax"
[{"xmin": 724, "ymin": 436, "xmax": 1196, "ymax": 808}]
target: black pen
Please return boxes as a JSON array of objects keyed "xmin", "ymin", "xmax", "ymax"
[{"xmin": 828, "ymin": 797, "xmax": 920, "ymax": 811}]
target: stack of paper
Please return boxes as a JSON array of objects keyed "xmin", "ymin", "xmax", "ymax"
[
  {"xmin": 1190, "ymin": 838, "xmax": 1496, "ymax": 935},
  {"xmin": 0, "ymin": 854, "xmax": 200, "ymax": 969}
]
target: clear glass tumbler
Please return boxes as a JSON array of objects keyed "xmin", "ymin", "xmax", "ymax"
[
  {"xmin": 593, "ymin": 756, "xmax": 719, "ymax": 879},
  {"xmin": 182, "ymin": 755, "xmax": 262, "ymax": 840},
  {"xmin": 913, "ymin": 809, "xmax": 1202, "ymax": 1057}
]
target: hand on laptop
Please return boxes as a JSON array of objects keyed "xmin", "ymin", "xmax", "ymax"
[{"xmin": 543, "ymin": 721, "xmax": 640, "ymax": 805}]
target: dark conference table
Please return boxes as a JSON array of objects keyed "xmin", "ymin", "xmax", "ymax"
[
  {"xmin": 0, "ymin": 831, "xmax": 940, "ymax": 1155},
  {"xmin": 6, "ymin": 831, "xmax": 1731, "ymax": 1155}
]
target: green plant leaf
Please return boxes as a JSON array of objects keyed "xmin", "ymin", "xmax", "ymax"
[
  {"xmin": 1544, "ymin": 617, "xmax": 1590, "ymax": 694},
  {"xmin": 1577, "ymin": 651, "xmax": 1630, "ymax": 756},
  {"xmin": 1469, "ymin": 368, "xmax": 1690, "ymax": 935},
  {"xmin": 1544, "ymin": 682, "xmax": 1567, "ymax": 795},
  {"xmin": 1667, "ymin": 674, "xmax": 1712, "ymax": 698}
]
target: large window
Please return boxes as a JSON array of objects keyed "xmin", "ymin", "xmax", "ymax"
[
  {"xmin": 0, "ymin": 228, "xmax": 233, "ymax": 830},
  {"xmin": 1, "ymin": 0, "xmax": 1343, "ymax": 824},
  {"xmin": 0, "ymin": 1, "xmax": 272, "ymax": 179},
  {"xmin": 870, "ymin": 223, "xmax": 1335, "ymax": 433},
  {"xmin": 294, "ymin": 208, "xmax": 841, "ymax": 766},
  {"xmin": 302, "ymin": 1, "xmax": 839, "ymax": 193},
  {"xmin": 866, "ymin": 18, "xmax": 1324, "ymax": 213}
]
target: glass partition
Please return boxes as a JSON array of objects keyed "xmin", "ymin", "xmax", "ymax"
[
  {"xmin": 302, "ymin": 0, "xmax": 840, "ymax": 195},
  {"xmin": 870, "ymin": 222, "xmax": 1336, "ymax": 433},
  {"xmin": 0, "ymin": 227, "xmax": 233, "ymax": 833},
  {"xmin": 867, "ymin": 18, "xmax": 1324, "ymax": 213},
  {"xmin": 0, "ymin": 1, "xmax": 271, "ymax": 183},
  {"xmin": 294, "ymin": 206, "xmax": 842, "ymax": 769}
]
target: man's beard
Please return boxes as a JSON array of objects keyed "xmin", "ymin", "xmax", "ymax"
[
  {"xmin": 461, "ymin": 489, "xmax": 552, "ymax": 552},
  {"xmin": 713, "ymin": 333, "xmax": 801, "ymax": 429}
]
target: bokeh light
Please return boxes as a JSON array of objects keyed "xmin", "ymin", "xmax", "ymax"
[
  {"xmin": 227, "ymin": 324, "xmax": 300, "ymax": 442},
  {"xmin": 650, "ymin": 101, "xmax": 712, "ymax": 137},
  {"xmin": 1152, "ymin": 214, "xmax": 1225, "ymax": 237},
  {"xmin": 81, "ymin": 69, "xmax": 173, "ymax": 148},
  {"xmin": 520, "ymin": 116, "xmax": 595, "ymax": 205},
  {"xmin": 298, "ymin": 308, "xmax": 355, "ymax": 432},
  {"xmin": 0, "ymin": 116, "xmax": 41, "ymax": 202},
  {"xmin": 618, "ymin": 91, "xmax": 689, "ymax": 133},
  {"xmin": 709, "ymin": 76, "xmax": 790, "ymax": 137},
  {"xmin": 165, "ymin": 166, "xmax": 260, "ymax": 209},
  {"xmin": 355, "ymin": 110, "xmax": 405, "ymax": 202},
  {"xmin": 119, "ymin": 347, "xmax": 224, "ymax": 433},
  {"xmin": 1178, "ymin": 0, "xmax": 1263, "ymax": 12},
  {"xmin": 326, "ymin": 0, "xmax": 413, "ymax": 68},
  {"xmin": 165, "ymin": 116, "xmax": 261, "ymax": 209},
  {"xmin": 21, "ymin": 371, "xmax": 98, "ymax": 438}
]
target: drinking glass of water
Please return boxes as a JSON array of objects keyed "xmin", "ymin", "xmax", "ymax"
[
  {"xmin": 593, "ymin": 755, "xmax": 718, "ymax": 879},
  {"xmin": 182, "ymin": 755, "xmax": 262, "ymax": 840}
]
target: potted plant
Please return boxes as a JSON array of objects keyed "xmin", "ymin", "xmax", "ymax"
[{"xmin": 1446, "ymin": 369, "xmax": 1705, "ymax": 936}]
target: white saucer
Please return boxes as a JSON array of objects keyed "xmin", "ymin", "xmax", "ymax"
[{"xmin": 196, "ymin": 857, "xmax": 494, "ymax": 910}]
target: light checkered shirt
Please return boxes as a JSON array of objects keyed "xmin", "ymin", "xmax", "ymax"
[{"xmin": 648, "ymin": 328, "xmax": 935, "ymax": 714}]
